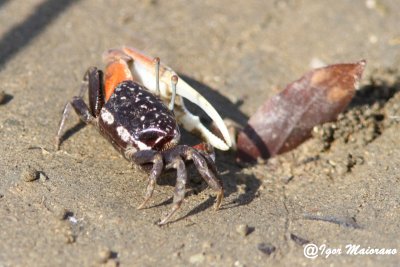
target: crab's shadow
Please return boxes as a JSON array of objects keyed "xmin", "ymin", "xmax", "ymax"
[
  {"xmin": 58, "ymin": 121, "xmax": 86, "ymax": 145},
  {"xmin": 151, "ymin": 153, "xmax": 260, "ymax": 223},
  {"xmin": 178, "ymin": 74, "xmax": 249, "ymax": 126},
  {"xmin": 151, "ymin": 74, "xmax": 260, "ymax": 221},
  {"xmin": 164, "ymin": 69, "xmax": 400, "ymax": 223},
  {"xmin": 350, "ymin": 77, "xmax": 400, "ymax": 108},
  {"xmin": 0, "ymin": 92, "xmax": 13, "ymax": 105}
]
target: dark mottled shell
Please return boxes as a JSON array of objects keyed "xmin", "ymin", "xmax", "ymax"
[{"xmin": 98, "ymin": 81, "xmax": 180, "ymax": 153}]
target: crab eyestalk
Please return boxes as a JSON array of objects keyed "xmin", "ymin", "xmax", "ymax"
[
  {"xmin": 153, "ymin": 57, "xmax": 160, "ymax": 96},
  {"xmin": 169, "ymin": 75, "xmax": 178, "ymax": 111}
]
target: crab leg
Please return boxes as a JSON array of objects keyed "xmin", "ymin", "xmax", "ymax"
[
  {"xmin": 130, "ymin": 150, "xmax": 164, "ymax": 210},
  {"xmin": 103, "ymin": 47, "xmax": 232, "ymax": 151},
  {"xmin": 55, "ymin": 67, "xmax": 97, "ymax": 149},
  {"xmin": 183, "ymin": 147, "xmax": 223, "ymax": 210},
  {"xmin": 159, "ymin": 157, "xmax": 187, "ymax": 225}
]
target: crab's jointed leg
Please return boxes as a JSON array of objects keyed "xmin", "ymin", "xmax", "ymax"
[
  {"xmin": 158, "ymin": 157, "xmax": 187, "ymax": 225},
  {"xmin": 157, "ymin": 145, "xmax": 223, "ymax": 225},
  {"xmin": 55, "ymin": 67, "xmax": 102, "ymax": 149},
  {"xmin": 130, "ymin": 150, "xmax": 164, "ymax": 210},
  {"xmin": 182, "ymin": 147, "xmax": 223, "ymax": 210}
]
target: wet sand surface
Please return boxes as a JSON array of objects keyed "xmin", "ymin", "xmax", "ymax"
[{"xmin": 0, "ymin": 1, "xmax": 399, "ymax": 266}]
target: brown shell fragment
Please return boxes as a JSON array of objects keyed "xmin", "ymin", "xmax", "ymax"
[{"xmin": 237, "ymin": 60, "xmax": 366, "ymax": 163}]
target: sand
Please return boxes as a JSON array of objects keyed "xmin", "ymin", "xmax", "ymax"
[{"xmin": 0, "ymin": 0, "xmax": 399, "ymax": 266}]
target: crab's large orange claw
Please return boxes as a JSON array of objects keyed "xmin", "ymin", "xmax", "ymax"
[
  {"xmin": 103, "ymin": 46, "xmax": 232, "ymax": 151},
  {"xmin": 103, "ymin": 59, "xmax": 133, "ymax": 101}
]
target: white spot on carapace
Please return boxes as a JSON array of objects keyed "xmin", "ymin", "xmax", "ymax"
[
  {"xmin": 101, "ymin": 109, "xmax": 114, "ymax": 124},
  {"xmin": 120, "ymin": 96, "xmax": 127, "ymax": 100},
  {"xmin": 136, "ymin": 140, "xmax": 150, "ymax": 150},
  {"xmin": 140, "ymin": 116, "xmax": 145, "ymax": 121},
  {"xmin": 117, "ymin": 126, "xmax": 131, "ymax": 142},
  {"xmin": 155, "ymin": 114, "xmax": 159, "ymax": 118}
]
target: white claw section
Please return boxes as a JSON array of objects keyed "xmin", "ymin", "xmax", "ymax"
[
  {"xmin": 119, "ymin": 46, "xmax": 232, "ymax": 150},
  {"xmin": 175, "ymin": 108, "xmax": 230, "ymax": 151},
  {"xmin": 174, "ymin": 79, "xmax": 231, "ymax": 150}
]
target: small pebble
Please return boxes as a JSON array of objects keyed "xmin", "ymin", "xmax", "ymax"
[
  {"xmin": 335, "ymin": 164, "xmax": 348, "ymax": 175},
  {"xmin": 68, "ymin": 216, "xmax": 78, "ymax": 224},
  {"xmin": 98, "ymin": 247, "xmax": 112, "ymax": 263},
  {"xmin": 202, "ymin": 241, "xmax": 213, "ymax": 250},
  {"xmin": 234, "ymin": 260, "xmax": 245, "ymax": 267},
  {"xmin": 365, "ymin": 0, "xmax": 376, "ymax": 9},
  {"xmin": 290, "ymin": 233, "xmax": 310, "ymax": 246},
  {"xmin": 172, "ymin": 251, "xmax": 181, "ymax": 258},
  {"xmin": 21, "ymin": 165, "xmax": 38, "ymax": 182},
  {"xmin": 256, "ymin": 157, "xmax": 267, "ymax": 164},
  {"xmin": 237, "ymin": 184, "xmax": 246, "ymax": 194},
  {"xmin": 369, "ymin": 34, "xmax": 378, "ymax": 44},
  {"xmin": 144, "ymin": 0, "xmax": 158, "ymax": 6},
  {"xmin": 39, "ymin": 172, "xmax": 48, "ymax": 182},
  {"xmin": 257, "ymin": 243, "xmax": 276, "ymax": 256},
  {"xmin": 64, "ymin": 229, "xmax": 75, "ymax": 244},
  {"xmin": 281, "ymin": 175, "xmax": 294, "ymax": 184},
  {"xmin": 309, "ymin": 57, "xmax": 326, "ymax": 69},
  {"xmin": 104, "ymin": 260, "xmax": 119, "ymax": 267},
  {"xmin": 54, "ymin": 206, "xmax": 69, "ymax": 220},
  {"xmin": 236, "ymin": 224, "xmax": 251, "ymax": 237},
  {"xmin": 189, "ymin": 253, "xmax": 205, "ymax": 264},
  {"xmin": 56, "ymin": 221, "xmax": 75, "ymax": 244}
]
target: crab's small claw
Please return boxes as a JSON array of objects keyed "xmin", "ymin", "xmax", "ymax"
[{"xmin": 115, "ymin": 46, "xmax": 232, "ymax": 151}]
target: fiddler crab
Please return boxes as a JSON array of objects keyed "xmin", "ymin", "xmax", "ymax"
[{"xmin": 55, "ymin": 47, "xmax": 232, "ymax": 225}]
